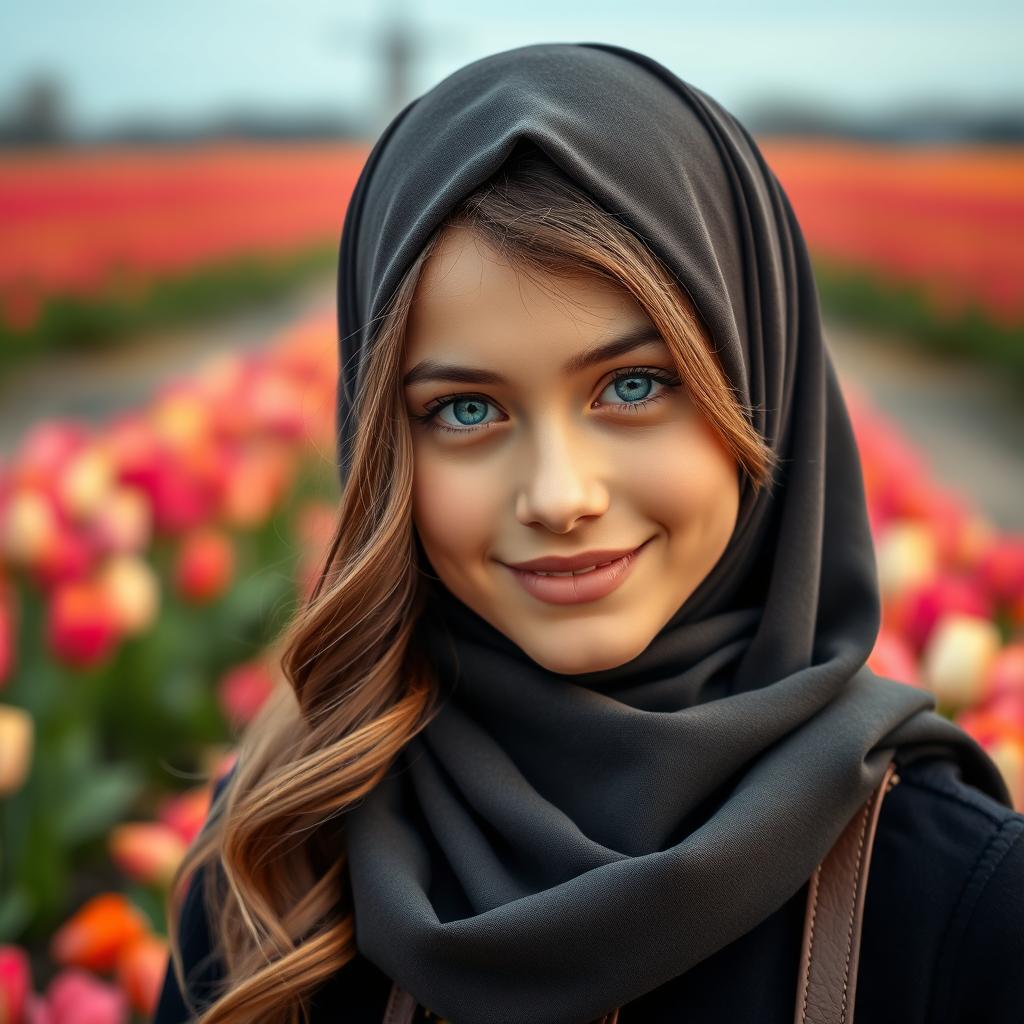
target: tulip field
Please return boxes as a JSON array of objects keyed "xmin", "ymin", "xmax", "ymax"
[
  {"xmin": 2, "ymin": 141, "xmax": 1022, "ymax": 377},
  {"xmin": 0, "ymin": 138, "xmax": 1023, "ymax": 1021},
  {"xmin": 0, "ymin": 144, "xmax": 366, "ymax": 362},
  {"xmin": 0, "ymin": 300, "xmax": 1021, "ymax": 1020},
  {"xmin": 761, "ymin": 140, "xmax": 1024, "ymax": 376}
]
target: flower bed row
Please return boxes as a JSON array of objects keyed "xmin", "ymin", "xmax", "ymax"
[
  {"xmin": 0, "ymin": 143, "xmax": 365, "ymax": 360},
  {"xmin": 0, "ymin": 309, "xmax": 1021, "ymax": 1021}
]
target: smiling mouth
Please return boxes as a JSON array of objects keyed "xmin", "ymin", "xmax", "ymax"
[{"xmin": 502, "ymin": 536, "xmax": 654, "ymax": 606}]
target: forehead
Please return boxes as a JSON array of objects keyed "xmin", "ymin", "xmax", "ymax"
[{"xmin": 403, "ymin": 226, "xmax": 649, "ymax": 368}]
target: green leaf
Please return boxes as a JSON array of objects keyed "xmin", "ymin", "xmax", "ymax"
[
  {"xmin": 0, "ymin": 885, "xmax": 34, "ymax": 942},
  {"xmin": 57, "ymin": 765, "xmax": 143, "ymax": 845}
]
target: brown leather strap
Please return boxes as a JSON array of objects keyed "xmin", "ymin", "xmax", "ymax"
[
  {"xmin": 793, "ymin": 759, "xmax": 900, "ymax": 1024},
  {"xmin": 382, "ymin": 980, "xmax": 419, "ymax": 1023},
  {"xmin": 382, "ymin": 761, "xmax": 899, "ymax": 1024}
]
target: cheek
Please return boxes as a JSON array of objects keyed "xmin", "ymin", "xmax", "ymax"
[
  {"xmin": 634, "ymin": 422, "xmax": 739, "ymax": 530},
  {"xmin": 411, "ymin": 449, "xmax": 500, "ymax": 564}
]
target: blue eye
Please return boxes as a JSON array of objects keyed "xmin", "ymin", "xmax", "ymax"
[{"xmin": 413, "ymin": 366, "xmax": 681, "ymax": 436}]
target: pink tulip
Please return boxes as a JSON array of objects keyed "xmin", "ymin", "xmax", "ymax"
[
  {"xmin": 0, "ymin": 945, "xmax": 31, "ymax": 1024},
  {"xmin": 987, "ymin": 643, "xmax": 1024, "ymax": 701},
  {"xmin": 158, "ymin": 787, "xmax": 213, "ymax": 846},
  {"xmin": 115, "ymin": 934, "xmax": 168, "ymax": 1018},
  {"xmin": 46, "ymin": 580, "xmax": 120, "ymax": 669},
  {"xmin": 218, "ymin": 660, "xmax": 275, "ymax": 727},
  {"xmin": 173, "ymin": 527, "xmax": 234, "ymax": 604},
  {"xmin": 127, "ymin": 456, "xmax": 215, "ymax": 537},
  {"xmin": 30, "ymin": 528, "xmax": 98, "ymax": 591},
  {"xmin": 248, "ymin": 373, "xmax": 308, "ymax": 441},
  {"xmin": 88, "ymin": 486, "xmax": 152, "ymax": 556},
  {"xmin": 108, "ymin": 823, "xmax": 186, "ymax": 886},
  {"xmin": 41, "ymin": 968, "xmax": 128, "ymax": 1024},
  {"xmin": 11, "ymin": 423, "xmax": 89, "ymax": 492},
  {"xmin": 977, "ymin": 536, "xmax": 1024, "ymax": 606},
  {"xmin": 898, "ymin": 573, "xmax": 993, "ymax": 655}
]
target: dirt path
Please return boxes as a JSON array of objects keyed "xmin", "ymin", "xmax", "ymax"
[
  {"xmin": 1, "ymin": 286, "xmax": 1020, "ymax": 533},
  {"xmin": 0, "ymin": 274, "xmax": 337, "ymax": 454},
  {"xmin": 825, "ymin": 321, "xmax": 1023, "ymax": 533}
]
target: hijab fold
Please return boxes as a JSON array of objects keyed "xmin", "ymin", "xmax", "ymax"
[{"xmin": 335, "ymin": 42, "xmax": 1010, "ymax": 1024}]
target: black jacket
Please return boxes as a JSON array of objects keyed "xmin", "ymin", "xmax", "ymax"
[{"xmin": 152, "ymin": 755, "xmax": 1024, "ymax": 1023}]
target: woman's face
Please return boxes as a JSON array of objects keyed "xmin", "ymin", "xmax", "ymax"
[{"xmin": 403, "ymin": 226, "xmax": 740, "ymax": 675}]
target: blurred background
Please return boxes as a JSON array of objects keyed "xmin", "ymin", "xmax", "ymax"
[{"xmin": 1, "ymin": 2, "xmax": 1022, "ymax": 1020}]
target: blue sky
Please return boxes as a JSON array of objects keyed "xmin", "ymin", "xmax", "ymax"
[{"xmin": 2, "ymin": 0, "xmax": 1022, "ymax": 134}]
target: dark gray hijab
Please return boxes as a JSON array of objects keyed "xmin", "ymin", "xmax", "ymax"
[{"xmin": 335, "ymin": 42, "xmax": 1011, "ymax": 1024}]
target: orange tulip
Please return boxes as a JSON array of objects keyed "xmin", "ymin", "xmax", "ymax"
[
  {"xmin": 109, "ymin": 823, "xmax": 187, "ymax": 887},
  {"xmin": 49, "ymin": 893, "xmax": 149, "ymax": 973},
  {"xmin": 116, "ymin": 933, "xmax": 169, "ymax": 1017}
]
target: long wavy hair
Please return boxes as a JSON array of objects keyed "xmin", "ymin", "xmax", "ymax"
[{"xmin": 164, "ymin": 145, "xmax": 780, "ymax": 1024}]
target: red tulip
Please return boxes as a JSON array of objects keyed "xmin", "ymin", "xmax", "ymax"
[
  {"xmin": 867, "ymin": 628, "xmax": 921, "ymax": 688},
  {"xmin": 30, "ymin": 528, "xmax": 98, "ymax": 591},
  {"xmin": 173, "ymin": 527, "xmax": 234, "ymax": 604},
  {"xmin": 987, "ymin": 643, "xmax": 1024, "ymax": 701},
  {"xmin": 49, "ymin": 894, "xmax": 149, "ymax": 973},
  {"xmin": 218, "ymin": 660, "xmax": 275, "ymax": 727},
  {"xmin": 977, "ymin": 536, "xmax": 1024, "ymax": 606},
  {"xmin": 158, "ymin": 787, "xmax": 213, "ymax": 846},
  {"xmin": 898, "ymin": 573, "xmax": 993, "ymax": 655},
  {"xmin": 0, "ymin": 945, "xmax": 31, "ymax": 1024},
  {"xmin": 108, "ymin": 823, "xmax": 187, "ymax": 886},
  {"xmin": 0, "ymin": 581, "xmax": 16, "ymax": 687},
  {"xmin": 46, "ymin": 579, "xmax": 120, "ymax": 669}
]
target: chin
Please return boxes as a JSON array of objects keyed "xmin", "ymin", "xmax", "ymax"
[{"xmin": 518, "ymin": 630, "xmax": 649, "ymax": 676}]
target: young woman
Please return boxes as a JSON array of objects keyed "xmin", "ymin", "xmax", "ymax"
[{"xmin": 153, "ymin": 43, "xmax": 1024, "ymax": 1024}]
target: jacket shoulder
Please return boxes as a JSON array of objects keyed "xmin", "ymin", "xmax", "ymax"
[{"xmin": 858, "ymin": 755, "xmax": 1024, "ymax": 1024}]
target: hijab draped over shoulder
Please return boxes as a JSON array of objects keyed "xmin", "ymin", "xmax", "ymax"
[{"xmin": 333, "ymin": 42, "xmax": 1011, "ymax": 1024}]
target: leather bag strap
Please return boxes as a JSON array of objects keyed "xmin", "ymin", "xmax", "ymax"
[
  {"xmin": 382, "ymin": 760, "xmax": 899, "ymax": 1024},
  {"xmin": 793, "ymin": 759, "xmax": 900, "ymax": 1024}
]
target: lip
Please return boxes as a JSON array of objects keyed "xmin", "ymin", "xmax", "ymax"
[
  {"xmin": 504, "ymin": 545, "xmax": 645, "ymax": 572},
  {"xmin": 502, "ymin": 536, "xmax": 654, "ymax": 606}
]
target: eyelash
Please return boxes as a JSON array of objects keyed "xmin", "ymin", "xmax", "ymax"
[{"xmin": 411, "ymin": 366, "xmax": 682, "ymax": 436}]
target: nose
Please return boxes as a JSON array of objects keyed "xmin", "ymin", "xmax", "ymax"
[{"xmin": 514, "ymin": 415, "xmax": 610, "ymax": 532}]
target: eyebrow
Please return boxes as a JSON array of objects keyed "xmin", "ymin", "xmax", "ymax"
[{"xmin": 402, "ymin": 324, "xmax": 667, "ymax": 388}]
